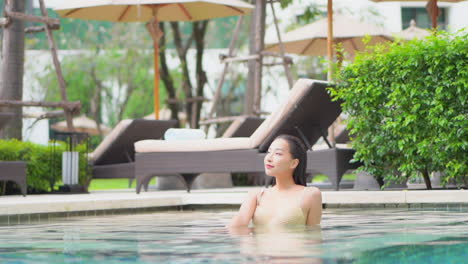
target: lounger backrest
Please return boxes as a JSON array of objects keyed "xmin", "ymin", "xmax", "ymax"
[
  {"xmin": 92, "ymin": 119, "xmax": 177, "ymax": 165},
  {"xmin": 249, "ymin": 79, "xmax": 342, "ymax": 152},
  {"xmin": 222, "ymin": 116, "xmax": 265, "ymax": 138},
  {"xmin": 335, "ymin": 124, "xmax": 350, "ymax": 144}
]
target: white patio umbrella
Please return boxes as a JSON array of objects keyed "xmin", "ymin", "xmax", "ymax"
[
  {"xmin": 396, "ymin": 19, "xmax": 431, "ymax": 40},
  {"xmin": 52, "ymin": 115, "xmax": 111, "ymax": 135},
  {"xmin": 371, "ymin": 0, "xmax": 467, "ymax": 29},
  {"xmin": 54, "ymin": 0, "xmax": 254, "ymax": 119},
  {"xmin": 265, "ymin": 14, "xmax": 393, "ymax": 59}
]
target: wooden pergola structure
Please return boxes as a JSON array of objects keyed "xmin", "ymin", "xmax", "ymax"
[
  {"xmin": 0, "ymin": 0, "xmax": 80, "ymax": 134},
  {"xmin": 201, "ymin": 0, "xmax": 293, "ymax": 131}
]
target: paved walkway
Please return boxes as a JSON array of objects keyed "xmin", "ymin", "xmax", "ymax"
[{"xmin": 1, "ymin": 188, "xmax": 467, "ymax": 217}]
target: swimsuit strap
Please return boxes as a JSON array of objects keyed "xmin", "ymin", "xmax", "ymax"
[
  {"xmin": 299, "ymin": 187, "xmax": 308, "ymax": 207},
  {"xmin": 256, "ymin": 188, "xmax": 266, "ymax": 206}
]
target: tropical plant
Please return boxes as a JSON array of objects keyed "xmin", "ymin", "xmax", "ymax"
[
  {"xmin": 36, "ymin": 22, "xmax": 161, "ymax": 127},
  {"xmin": 331, "ymin": 31, "xmax": 467, "ymax": 189},
  {"xmin": 35, "ymin": 16, "xmax": 234, "ymax": 130}
]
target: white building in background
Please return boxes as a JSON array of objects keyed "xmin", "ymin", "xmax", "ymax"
[
  {"xmin": 266, "ymin": 0, "xmax": 468, "ymax": 34},
  {"xmin": 22, "ymin": 52, "xmax": 51, "ymax": 145},
  {"xmin": 21, "ymin": 0, "xmax": 468, "ymax": 143}
]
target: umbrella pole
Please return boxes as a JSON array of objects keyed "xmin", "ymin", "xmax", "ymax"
[
  {"xmin": 146, "ymin": 15, "xmax": 163, "ymax": 120},
  {"xmin": 426, "ymin": 0, "xmax": 439, "ymax": 30},
  {"xmin": 327, "ymin": 0, "xmax": 334, "ymax": 82},
  {"xmin": 154, "ymin": 41, "xmax": 160, "ymax": 120},
  {"xmin": 431, "ymin": 0, "xmax": 438, "ymax": 30},
  {"xmin": 327, "ymin": 0, "xmax": 336, "ymax": 147}
]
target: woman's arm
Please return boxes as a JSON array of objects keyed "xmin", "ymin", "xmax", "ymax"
[
  {"xmin": 304, "ymin": 187, "xmax": 323, "ymax": 226},
  {"xmin": 227, "ymin": 189, "xmax": 260, "ymax": 227}
]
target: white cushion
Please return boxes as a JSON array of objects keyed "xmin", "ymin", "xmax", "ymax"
[
  {"xmin": 164, "ymin": 128, "xmax": 206, "ymax": 141},
  {"xmin": 135, "ymin": 137, "xmax": 253, "ymax": 152}
]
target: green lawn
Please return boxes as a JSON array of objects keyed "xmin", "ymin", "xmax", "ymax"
[
  {"xmin": 88, "ymin": 178, "xmax": 156, "ymax": 191},
  {"xmin": 88, "ymin": 174, "xmax": 356, "ymax": 190},
  {"xmin": 311, "ymin": 173, "xmax": 356, "ymax": 183}
]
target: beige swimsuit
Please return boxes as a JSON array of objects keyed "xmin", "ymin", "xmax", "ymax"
[{"xmin": 253, "ymin": 187, "xmax": 308, "ymax": 226}]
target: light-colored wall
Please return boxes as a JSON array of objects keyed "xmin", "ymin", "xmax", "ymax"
[
  {"xmin": 22, "ymin": 51, "xmax": 52, "ymax": 145},
  {"xmin": 448, "ymin": 2, "xmax": 468, "ymax": 31}
]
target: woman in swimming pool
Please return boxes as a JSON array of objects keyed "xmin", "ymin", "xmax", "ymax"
[{"xmin": 228, "ymin": 134, "xmax": 322, "ymax": 227}]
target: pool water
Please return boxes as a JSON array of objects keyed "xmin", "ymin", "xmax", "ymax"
[{"xmin": 0, "ymin": 208, "xmax": 467, "ymax": 263}]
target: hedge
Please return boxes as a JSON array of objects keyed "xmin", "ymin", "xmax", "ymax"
[
  {"xmin": 331, "ymin": 30, "xmax": 467, "ymax": 189},
  {"xmin": 0, "ymin": 139, "xmax": 91, "ymax": 194}
]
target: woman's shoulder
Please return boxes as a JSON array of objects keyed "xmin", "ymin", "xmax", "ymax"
[
  {"xmin": 301, "ymin": 186, "xmax": 322, "ymax": 207},
  {"xmin": 246, "ymin": 188, "xmax": 266, "ymax": 200},
  {"xmin": 304, "ymin": 186, "xmax": 321, "ymax": 194},
  {"xmin": 247, "ymin": 188, "xmax": 266, "ymax": 196}
]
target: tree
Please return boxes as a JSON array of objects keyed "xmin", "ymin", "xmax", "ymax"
[
  {"xmin": 39, "ymin": 48, "xmax": 158, "ymax": 125},
  {"xmin": 332, "ymin": 31, "xmax": 467, "ymax": 189},
  {"xmin": 36, "ymin": 23, "xmax": 167, "ymax": 148},
  {"xmin": 159, "ymin": 21, "xmax": 209, "ymax": 128},
  {"xmin": 38, "ymin": 17, "xmax": 228, "ymax": 130},
  {"xmin": 0, "ymin": 0, "xmax": 25, "ymax": 140}
]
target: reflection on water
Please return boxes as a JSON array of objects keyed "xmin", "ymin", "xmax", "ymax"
[{"xmin": 0, "ymin": 208, "xmax": 467, "ymax": 263}]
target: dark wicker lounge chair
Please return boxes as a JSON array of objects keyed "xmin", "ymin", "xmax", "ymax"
[
  {"xmin": 154, "ymin": 116, "xmax": 266, "ymax": 190},
  {"xmin": 135, "ymin": 79, "xmax": 359, "ymax": 193},
  {"xmin": 0, "ymin": 112, "xmax": 27, "ymax": 196},
  {"xmin": 335, "ymin": 124, "xmax": 350, "ymax": 144},
  {"xmin": 222, "ymin": 116, "xmax": 265, "ymax": 138},
  {"xmin": 90, "ymin": 119, "xmax": 177, "ymax": 180},
  {"xmin": 312, "ymin": 123, "xmax": 359, "ymax": 190}
]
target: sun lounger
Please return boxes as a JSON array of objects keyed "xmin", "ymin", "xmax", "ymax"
[
  {"xmin": 135, "ymin": 79, "xmax": 358, "ymax": 193},
  {"xmin": 223, "ymin": 116, "xmax": 266, "ymax": 186},
  {"xmin": 90, "ymin": 119, "xmax": 177, "ymax": 180},
  {"xmin": 311, "ymin": 123, "xmax": 359, "ymax": 190},
  {"xmin": 0, "ymin": 161, "xmax": 27, "ymax": 196},
  {"xmin": 335, "ymin": 124, "xmax": 350, "ymax": 144},
  {"xmin": 155, "ymin": 116, "xmax": 265, "ymax": 190},
  {"xmin": 221, "ymin": 116, "xmax": 265, "ymax": 138},
  {"xmin": 307, "ymin": 147, "xmax": 359, "ymax": 190}
]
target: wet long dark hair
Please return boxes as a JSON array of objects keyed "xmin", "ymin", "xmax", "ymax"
[{"xmin": 270, "ymin": 134, "xmax": 308, "ymax": 186}]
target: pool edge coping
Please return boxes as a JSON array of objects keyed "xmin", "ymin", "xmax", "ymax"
[{"xmin": 0, "ymin": 189, "xmax": 467, "ymax": 220}]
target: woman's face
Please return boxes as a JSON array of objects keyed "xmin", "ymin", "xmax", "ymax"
[{"xmin": 264, "ymin": 138, "xmax": 298, "ymax": 177}]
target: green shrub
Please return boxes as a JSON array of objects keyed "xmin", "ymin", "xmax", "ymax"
[
  {"xmin": 0, "ymin": 139, "xmax": 91, "ymax": 193},
  {"xmin": 331, "ymin": 31, "xmax": 467, "ymax": 189}
]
